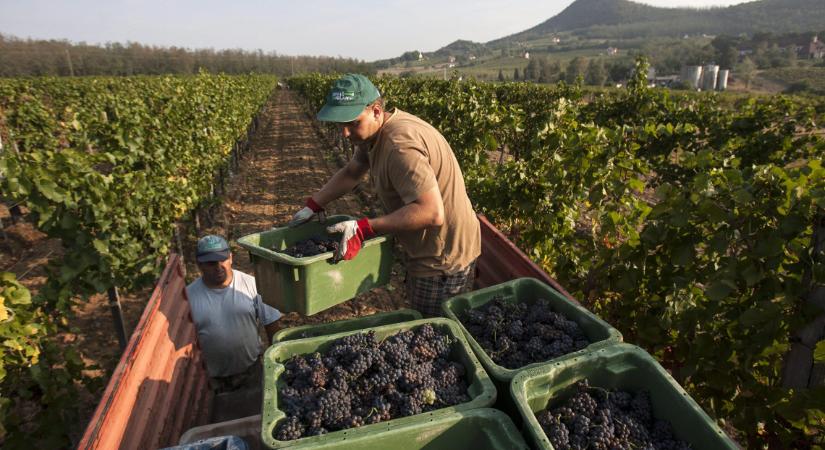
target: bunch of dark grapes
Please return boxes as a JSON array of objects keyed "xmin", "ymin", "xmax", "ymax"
[
  {"xmin": 273, "ymin": 324, "xmax": 471, "ymax": 441},
  {"xmin": 461, "ymin": 296, "xmax": 591, "ymax": 369},
  {"xmin": 277, "ymin": 236, "xmax": 340, "ymax": 258},
  {"xmin": 536, "ymin": 379, "xmax": 691, "ymax": 450},
  {"xmin": 274, "ymin": 416, "xmax": 304, "ymax": 441}
]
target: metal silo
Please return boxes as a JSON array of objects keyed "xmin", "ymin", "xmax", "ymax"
[
  {"xmin": 702, "ymin": 65, "xmax": 719, "ymax": 91},
  {"xmin": 716, "ymin": 69, "xmax": 729, "ymax": 91},
  {"xmin": 680, "ymin": 65, "xmax": 703, "ymax": 90}
]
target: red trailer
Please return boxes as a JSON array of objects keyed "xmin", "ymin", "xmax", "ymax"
[{"xmin": 78, "ymin": 215, "xmax": 575, "ymax": 449}]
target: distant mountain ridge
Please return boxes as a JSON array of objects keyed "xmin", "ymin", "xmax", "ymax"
[
  {"xmin": 495, "ymin": 0, "xmax": 825, "ymax": 43},
  {"xmin": 522, "ymin": 0, "xmax": 689, "ymax": 36}
]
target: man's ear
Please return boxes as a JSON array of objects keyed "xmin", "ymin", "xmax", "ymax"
[{"xmin": 371, "ymin": 104, "xmax": 383, "ymax": 121}]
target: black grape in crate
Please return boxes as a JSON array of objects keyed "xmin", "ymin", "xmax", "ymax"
[
  {"xmin": 274, "ymin": 325, "xmax": 471, "ymax": 440},
  {"xmin": 275, "ymin": 236, "xmax": 339, "ymax": 258},
  {"xmin": 537, "ymin": 379, "xmax": 691, "ymax": 450},
  {"xmin": 461, "ymin": 295, "xmax": 591, "ymax": 369}
]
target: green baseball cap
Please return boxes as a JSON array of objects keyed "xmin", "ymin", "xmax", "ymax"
[
  {"xmin": 316, "ymin": 74, "xmax": 381, "ymax": 123},
  {"xmin": 196, "ymin": 235, "xmax": 230, "ymax": 263}
]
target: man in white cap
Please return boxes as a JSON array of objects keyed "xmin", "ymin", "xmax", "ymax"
[{"xmin": 186, "ymin": 234, "xmax": 282, "ymax": 393}]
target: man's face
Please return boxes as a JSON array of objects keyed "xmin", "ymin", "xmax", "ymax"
[
  {"xmin": 339, "ymin": 104, "xmax": 382, "ymax": 145},
  {"xmin": 197, "ymin": 254, "xmax": 232, "ymax": 286}
]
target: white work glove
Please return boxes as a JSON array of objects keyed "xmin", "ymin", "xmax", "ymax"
[
  {"xmin": 326, "ymin": 218, "xmax": 375, "ymax": 262},
  {"xmin": 288, "ymin": 197, "xmax": 326, "ymax": 227}
]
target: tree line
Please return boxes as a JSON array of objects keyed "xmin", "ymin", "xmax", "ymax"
[
  {"xmin": 0, "ymin": 34, "xmax": 374, "ymax": 77},
  {"xmin": 498, "ymin": 56, "xmax": 632, "ymax": 87}
]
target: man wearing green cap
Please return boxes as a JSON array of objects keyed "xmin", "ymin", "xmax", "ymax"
[
  {"xmin": 186, "ymin": 234, "xmax": 282, "ymax": 397},
  {"xmin": 290, "ymin": 74, "xmax": 481, "ymax": 317}
]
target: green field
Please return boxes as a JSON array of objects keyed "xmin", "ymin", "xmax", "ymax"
[{"xmin": 759, "ymin": 66, "xmax": 825, "ymax": 94}]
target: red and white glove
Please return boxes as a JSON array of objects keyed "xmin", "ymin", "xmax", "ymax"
[
  {"xmin": 288, "ymin": 197, "xmax": 326, "ymax": 227},
  {"xmin": 326, "ymin": 218, "xmax": 375, "ymax": 261}
]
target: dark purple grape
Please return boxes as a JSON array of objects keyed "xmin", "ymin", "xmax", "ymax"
[
  {"xmin": 535, "ymin": 379, "xmax": 691, "ymax": 450},
  {"xmin": 460, "ymin": 295, "xmax": 593, "ymax": 369},
  {"xmin": 275, "ymin": 325, "xmax": 471, "ymax": 439}
]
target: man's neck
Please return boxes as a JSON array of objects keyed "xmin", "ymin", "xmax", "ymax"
[{"xmin": 364, "ymin": 109, "xmax": 394, "ymax": 149}]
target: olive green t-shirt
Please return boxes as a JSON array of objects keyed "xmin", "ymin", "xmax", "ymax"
[{"xmin": 356, "ymin": 108, "xmax": 481, "ymax": 276}]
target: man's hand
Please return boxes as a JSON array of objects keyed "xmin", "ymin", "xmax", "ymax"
[
  {"xmin": 326, "ymin": 218, "xmax": 375, "ymax": 261},
  {"xmin": 288, "ymin": 197, "xmax": 326, "ymax": 227}
]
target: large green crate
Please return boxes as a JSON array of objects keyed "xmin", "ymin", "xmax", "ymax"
[
  {"xmin": 511, "ymin": 343, "xmax": 737, "ymax": 450},
  {"xmin": 441, "ymin": 278, "xmax": 622, "ymax": 417},
  {"xmin": 261, "ymin": 318, "xmax": 497, "ymax": 449},
  {"xmin": 237, "ymin": 215, "xmax": 393, "ymax": 315},
  {"xmin": 272, "ymin": 309, "xmax": 422, "ymax": 343},
  {"xmin": 285, "ymin": 409, "xmax": 528, "ymax": 450}
]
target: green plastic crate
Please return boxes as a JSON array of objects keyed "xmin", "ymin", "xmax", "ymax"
[
  {"xmin": 511, "ymin": 343, "xmax": 737, "ymax": 450},
  {"xmin": 441, "ymin": 278, "xmax": 622, "ymax": 418},
  {"xmin": 261, "ymin": 318, "xmax": 497, "ymax": 449},
  {"xmin": 237, "ymin": 215, "xmax": 393, "ymax": 315},
  {"xmin": 284, "ymin": 409, "xmax": 529, "ymax": 450},
  {"xmin": 272, "ymin": 309, "xmax": 422, "ymax": 343}
]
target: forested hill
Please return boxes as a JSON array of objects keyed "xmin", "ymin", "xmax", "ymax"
[{"xmin": 491, "ymin": 0, "xmax": 825, "ymax": 43}]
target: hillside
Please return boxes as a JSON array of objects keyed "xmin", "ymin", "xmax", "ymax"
[
  {"xmin": 508, "ymin": 0, "xmax": 692, "ymax": 40},
  {"xmin": 432, "ymin": 40, "xmax": 491, "ymax": 58},
  {"xmin": 495, "ymin": 0, "xmax": 825, "ymax": 43}
]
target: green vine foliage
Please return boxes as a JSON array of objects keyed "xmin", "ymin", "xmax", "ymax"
[
  {"xmin": 289, "ymin": 66, "xmax": 825, "ymax": 446},
  {"xmin": 0, "ymin": 272, "xmax": 88, "ymax": 449},
  {"xmin": 1, "ymin": 73, "xmax": 276, "ymax": 304},
  {"xmin": 0, "ymin": 73, "xmax": 276, "ymax": 447}
]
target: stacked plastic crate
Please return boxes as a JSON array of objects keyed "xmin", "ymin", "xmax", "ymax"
[{"xmin": 442, "ymin": 278, "xmax": 737, "ymax": 450}]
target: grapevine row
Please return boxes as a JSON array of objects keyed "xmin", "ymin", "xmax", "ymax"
[{"xmin": 0, "ymin": 73, "xmax": 277, "ymax": 446}]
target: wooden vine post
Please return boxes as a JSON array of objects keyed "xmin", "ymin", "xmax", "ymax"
[
  {"xmin": 0, "ymin": 135, "xmax": 7, "ymax": 241},
  {"xmin": 107, "ymin": 285, "xmax": 128, "ymax": 350},
  {"xmin": 174, "ymin": 224, "xmax": 185, "ymax": 263}
]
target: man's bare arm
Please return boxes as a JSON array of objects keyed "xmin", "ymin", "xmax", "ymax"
[{"xmin": 368, "ymin": 185, "xmax": 444, "ymax": 234}]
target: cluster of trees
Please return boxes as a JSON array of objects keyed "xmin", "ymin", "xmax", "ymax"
[
  {"xmin": 634, "ymin": 31, "xmax": 824, "ymax": 77},
  {"xmin": 630, "ymin": 37, "xmax": 716, "ymax": 74},
  {"xmin": 499, "ymin": 55, "xmax": 632, "ymax": 86},
  {"xmin": 710, "ymin": 31, "xmax": 825, "ymax": 70},
  {"xmin": 0, "ymin": 34, "xmax": 374, "ymax": 77}
]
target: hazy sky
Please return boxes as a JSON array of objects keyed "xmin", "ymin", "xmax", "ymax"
[{"xmin": 0, "ymin": 0, "xmax": 752, "ymax": 61}]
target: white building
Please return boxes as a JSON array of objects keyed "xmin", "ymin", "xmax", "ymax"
[{"xmin": 810, "ymin": 36, "xmax": 825, "ymax": 59}]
